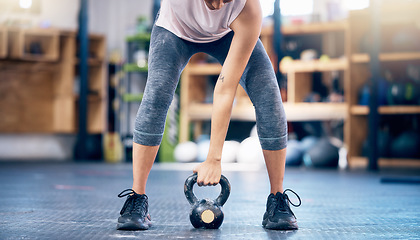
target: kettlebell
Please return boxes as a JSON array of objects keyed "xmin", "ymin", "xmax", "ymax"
[{"xmin": 184, "ymin": 173, "xmax": 231, "ymax": 229}]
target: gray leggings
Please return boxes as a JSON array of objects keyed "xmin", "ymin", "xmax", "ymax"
[{"xmin": 134, "ymin": 25, "xmax": 287, "ymax": 151}]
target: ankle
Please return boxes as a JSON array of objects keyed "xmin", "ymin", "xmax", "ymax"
[
  {"xmin": 270, "ymin": 188, "xmax": 284, "ymax": 194},
  {"xmin": 132, "ymin": 186, "xmax": 146, "ymax": 195}
]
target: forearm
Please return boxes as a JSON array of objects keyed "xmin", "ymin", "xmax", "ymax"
[
  {"xmin": 207, "ymin": 90, "xmax": 236, "ymax": 162},
  {"xmin": 203, "ymin": 0, "xmax": 262, "ymax": 163}
]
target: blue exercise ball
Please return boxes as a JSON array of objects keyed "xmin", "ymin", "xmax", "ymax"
[
  {"xmin": 300, "ymin": 136, "xmax": 319, "ymax": 153},
  {"xmin": 286, "ymin": 140, "xmax": 304, "ymax": 166},
  {"xmin": 390, "ymin": 131, "xmax": 420, "ymax": 158},
  {"xmin": 303, "ymin": 138, "xmax": 339, "ymax": 168}
]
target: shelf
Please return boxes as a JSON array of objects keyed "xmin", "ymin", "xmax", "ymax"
[
  {"xmin": 280, "ymin": 58, "xmax": 348, "ymax": 73},
  {"xmin": 284, "ymin": 103, "xmax": 347, "ymax": 121},
  {"xmin": 123, "ymin": 63, "xmax": 148, "ymax": 73},
  {"xmin": 75, "ymin": 58, "xmax": 104, "ymax": 66},
  {"xmin": 188, "ymin": 103, "xmax": 255, "ymax": 121},
  {"xmin": 75, "ymin": 94, "xmax": 103, "ymax": 102},
  {"xmin": 126, "ymin": 33, "xmax": 151, "ymax": 43},
  {"xmin": 185, "ymin": 63, "xmax": 221, "ymax": 76},
  {"xmin": 350, "ymin": 157, "xmax": 420, "ymax": 168},
  {"xmin": 18, "ymin": 55, "xmax": 59, "ymax": 62},
  {"xmin": 188, "ymin": 102, "xmax": 347, "ymax": 122},
  {"xmin": 351, "ymin": 105, "xmax": 420, "ymax": 115},
  {"xmin": 352, "ymin": 52, "xmax": 420, "ymax": 63},
  {"xmin": 0, "ymin": 29, "xmax": 106, "ymax": 134},
  {"xmin": 261, "ymin": 21, "xmax": 347, "ymax": 36},
  {"xmin": 0, "ymin": 27, "xmax": 7, "ymax": 58},
  {"xmin": 88, "ymin": 34, "xmax": 106, "ymax": 60},
  {"xmin": 122, "ymin": 93, "xmax": 143, "ymax": 102},
  {"xmin": 8, "ymin": 28, "xmax": 60, "ymax": 62}
]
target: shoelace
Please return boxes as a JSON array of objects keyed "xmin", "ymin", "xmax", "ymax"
[
  {"xmin": 118, "ymin": 189, "xmax": 148, "ymax": 216},
  {"xmin": 283, "ymin": 189, "xmax": 302, "ymax": 208},
  {"xmin": 269, "ymin": 189, "xmax": 301, "ymax": 218}
]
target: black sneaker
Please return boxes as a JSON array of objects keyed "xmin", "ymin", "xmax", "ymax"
[
  {"xmin": 117, "ymin": 189, "xmax": 152, "ymax": 230},
  {"xmin": 262, "ymin": 189, "xmax": 301, "ymax": 230}
]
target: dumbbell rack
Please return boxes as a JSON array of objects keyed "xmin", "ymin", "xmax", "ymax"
[{"xmin": 346, "ymin": 0, "xmax": 420, "ymax": 169}]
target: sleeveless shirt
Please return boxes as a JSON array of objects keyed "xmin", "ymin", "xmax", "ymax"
[{"xmin": 155, "ymin": 0, "xmax": 247, "ymax": 43}]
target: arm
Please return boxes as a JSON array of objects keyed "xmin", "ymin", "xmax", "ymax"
[{"xmin": 194, "ymin": 0, "xmax": 262, "ymax": 186}]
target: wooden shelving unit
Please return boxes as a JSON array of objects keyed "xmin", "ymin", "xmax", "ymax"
[
  {"xmin": 187, "ymin": 63, "xmax": 222, "ymax": 75},
  {"xmin": 280, "ymin": 58, "xmax": 347, "ymax": 73},
  {"xmin": 261, "ymin": 21, "xmax": 348, "ymax": 36},
  {"xmin": 0, "ymin": 26, "xmax": 7, "ymax": 58},
  {"xmin": 8, "ymin": 28, "xmax": 59, "ymax": 62},
  {"xmin": 350, "ymin": 157, "xmax": 420, "ymax": 168},
  {"xmin": 77, "ymin": 34, "xmax": 107, "ymax": 133},
  {"xmin": 53, "ymin": 31, "xmax": 77, "ymax": 133},
  {"xmin": 351, "ymin": 106, "xmax": 420, "ymax": 115},
  {"xmin": 282, "ymin": 60, "xmax": 348, "ymax": 103},
  {"xmin": 179, "ymin": 2, "xmax": 419, "ymax": 169},
  {"xmin": 352, "ymin": 52, "xmax": 420, "ymax": 63},
  {"xmin": 0, "ymin": 28, "xmax": 107, "ymax": 134},
  {"xmin": 347, "ymin": 1, "xmax": 420, "ymax": 169},
  {"xmin": 179, "ymin": 21, "xmax": 349, "ymax": 143},
  {"xmin": 187, "ymin": 102, "xmax": 347, "ymax": 122}
]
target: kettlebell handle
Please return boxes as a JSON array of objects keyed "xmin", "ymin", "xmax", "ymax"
[{"xmin": 184, "ymin": 173, "xmax": 231, "ymax": 206}]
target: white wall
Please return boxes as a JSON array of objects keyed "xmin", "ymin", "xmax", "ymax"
[
  {"xmin": 0, "ymin": 135, "xmax": 76, "ymax": 161},
  {"xmin": 0, "ymin": 0, "xmax": 80, "ymax": 29},
  {"xmin": 1, "ymin": 0, "xmax": 153, "ymax": 56},
  {"xmin": 89, "ymin": 0, "xmax": 153, "ymax": 57}
]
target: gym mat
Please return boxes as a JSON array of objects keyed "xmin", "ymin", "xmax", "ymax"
[{"xmin": 0, "ymin": 162, "xmax": 419, "ymax": 239}]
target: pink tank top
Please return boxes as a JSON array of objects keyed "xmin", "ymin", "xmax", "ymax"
[{"xmin": 155, "ymin": 0, "xmax": 247, "ymax": 43}]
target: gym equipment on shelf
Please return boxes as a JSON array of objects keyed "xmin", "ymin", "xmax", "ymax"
[
  {"xmin": 390, "ymin": 131, "xmax": 420, "ymax": 159},
  {"xmin": 221, "ymin": 141, "xmax": 240, "ymax": 163},
  {"xmin": 236, "ymin": 137, "xmax": 265, "ymax": 165},
  {"xmin": 285, "ymin": 139, "xmax": 304, "ymax": 166},
  {"xmin": 174, "ymin": 141, "xmax": 198, "ymax": 162},
  {"xmin": 303, "ymin": 137, "xmax": 339, "ymax": 168}
]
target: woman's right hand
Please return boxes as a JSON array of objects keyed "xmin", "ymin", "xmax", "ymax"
[{"xmin": 193, "ymin": 159, "xmax": 222, "ymax": 186}]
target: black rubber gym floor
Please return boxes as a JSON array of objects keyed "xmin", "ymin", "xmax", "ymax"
[{"xmin": 0, "ymin": 162, "xmax": 419, "ymax": 240}]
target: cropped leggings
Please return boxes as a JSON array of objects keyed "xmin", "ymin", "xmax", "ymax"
[{"xmin": 134, "ymin": 25, "xmax": 287, "ymax": 150}]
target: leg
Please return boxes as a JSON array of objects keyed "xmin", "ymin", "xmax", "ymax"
[
  {"xmin": 132, "ymin": 26, "xmax": 195, "ymax": 194},
  {"xmin": 208, "ymin": 38, "xmax": 299, "ymax": 230},
  {"xmin": 207, "ymin": 36, "xmax": 288, "ymax": 193},
  {"xmin": 132, "ymin": 144, "xmax": 159, "ymax": 194},
  {"xmin": 240, "ymin": 40, "xmax": 300, "ymax": 230},
  {"xmin": 263, "ymin": 149, "xmax": 286, "ymax": 194},
  {"xmin": 117, "ymin": 25, "xmax": 195, "ymax": 231},
  {"xmin": 239, "ymin": 40, "xmax": 288, "ymax": 193}
]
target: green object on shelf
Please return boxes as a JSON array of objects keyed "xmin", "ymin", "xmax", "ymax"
[
  {"xmin": 126, "ymin": 33, "xmax": 151, "ymax": 42},
  {"xmin": 123, "ymin": 93, "xmax": 143, "ymax": 102},
  {"xmin": 124, "ymin": 63, "xmax": 148, "ymax": 72}
]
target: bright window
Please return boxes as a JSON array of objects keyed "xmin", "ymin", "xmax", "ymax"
[
  {"xmin": 281, "ymin": 0, "xmax": 314, "ymax": 16},
  {"xmin": 19, "ymin": 0, "xmax": 32, "ymax": 9},
  {"xmin": 260, "ymin": 0, "xmax": 275, "ymax": 17},
  {"xmin": 343, "ymin": 0, "xmax": 370, "ymax": 10},
  {"xmin": 260, "ymin": 0, "xmax": 314, "ymax": 17}
]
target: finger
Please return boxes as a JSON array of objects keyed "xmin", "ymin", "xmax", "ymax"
[
  {"xmin": 196, "ymin": 174, "xmax": 202, "ymax": 186},
  {"xmin": 202, "ymin": 178, "xmax": 210, "ymax": 186},
  {"xmin": 211, "ymin": 180, "xmax": 219, "ymax": 186}
]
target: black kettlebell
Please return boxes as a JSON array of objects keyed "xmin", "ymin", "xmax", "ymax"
[{"xmin": 184, "ymin": 173, "xmax": 231, "ymax": 229}]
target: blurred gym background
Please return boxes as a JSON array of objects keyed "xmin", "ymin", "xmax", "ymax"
[{"xmin": 0, "ymin": 0, "xmax": 419, "ymax": 171}]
